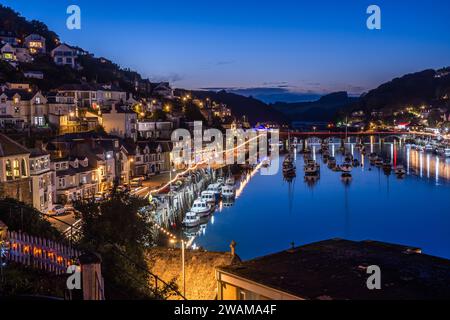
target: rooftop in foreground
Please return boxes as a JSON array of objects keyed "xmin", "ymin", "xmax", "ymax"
[{"xmin": 217, "ymin": 239, "xmax": 450, "ymax": 300}]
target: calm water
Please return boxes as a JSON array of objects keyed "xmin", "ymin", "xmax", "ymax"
[{"xmin": 190, "ymin": 142, "xmax": 450, "ymax": 260}]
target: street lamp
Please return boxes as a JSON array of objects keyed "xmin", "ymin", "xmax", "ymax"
[{"xmin": 170, "ymin": 238, "xmax": 186, "ymax": 297}]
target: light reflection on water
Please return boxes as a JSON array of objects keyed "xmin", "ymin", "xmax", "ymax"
[{"xmin": 192, "ymin": 142, "xmax": 450, "ymax": 260}]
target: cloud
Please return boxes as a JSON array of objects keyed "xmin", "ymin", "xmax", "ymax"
[
  {"xmin": 150, "ymin": 73, "xmax": 185, "ymax": 83},
  {"xmin": 216, "ymin": 60, "xmax": 235, "ymax": 66}
]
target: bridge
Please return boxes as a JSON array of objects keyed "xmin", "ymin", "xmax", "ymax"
[{"xmin": 279, "ymin": 130, "xmax": 449, "ymax": 142}]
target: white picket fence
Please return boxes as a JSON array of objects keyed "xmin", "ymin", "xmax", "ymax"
[{"xmin": 7, "ymin": 230, "xmax": 80, "ymax": 275}]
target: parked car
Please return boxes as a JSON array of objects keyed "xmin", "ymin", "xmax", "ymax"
[
  {"xmin": 94, "ymin": 192, "xmax": 104, "ymax": 201},
  {"xmin": 48, "ymin": 205, "xmax": 66, "ymax": 216},
  {"xmin": 130, "ymin": 177, "xmax": 144, "ymax": 188}
]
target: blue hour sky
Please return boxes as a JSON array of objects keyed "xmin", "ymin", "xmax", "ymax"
[{"xmin": 2, "ymin": 0, "xmax": 450, "ymax": 99}]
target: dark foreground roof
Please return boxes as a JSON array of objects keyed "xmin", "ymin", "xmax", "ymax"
[
  {"xmin": 0, "ymin": 133, "xmax": 30, "ymax": 157},
  {"xmin": 217, "ymin": 239, "xmax": 450, "ymax": 300}
]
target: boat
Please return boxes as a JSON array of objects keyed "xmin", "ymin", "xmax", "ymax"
[
  {"xmin": 425, "ymin": 144, "xmax": 434, "ymax": 153},
  {"xmin": 191, "ymin": 198, "xmax": 213, "ymax": 218},
  {"xmin": 201, "ymin": 190, "xmax": 217, "ymax": 205},
  {"xmin": 207, "ymin": 183, "xmax": 222, "ymax": 199},
  {"xmin": 445, "ymin": 148, "xmax": 450, "ymax": 158},
  {"xmin": 222, "ymin": 185, "xmax": 235, "ymax": 198},
  {"xmin": 383, "ymin": 161, "xmax": 392, "ymax": 170},
  {"xmin": 304, "ymin": 160, "xmax": 320, "ymax": 176},
  {"xmin": 394, "ymin": 165, "xmax": 406, "ymax": 176},
  {"xmin": 182, "ymin": 211, "xmax": 201, "ymax": 228},
  {"xmin": 340, "ymin": 163, "xmax": 352, "ymax": 173},
  {"xmin": 369, "ymin": 153, "xmax": 378, "ymax": 162},
  {"xmin": 374, "ymin": 158, "xmax": 383, "ymax": 166},
  {"xmin": 283, "ymin": 156, "xmax": 296, "ymax": 175}
]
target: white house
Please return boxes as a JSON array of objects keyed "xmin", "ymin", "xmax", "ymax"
[
  {"xmin": 24, "ymin": 34, "xmax": 46, "ymax": 54},
  {"xmin": 51, "ymin": 44, "xmax": 77, "ymax": 68},
  {"xmin": 102, "ymin": 105, "xmax": 138, "ymax": 141},
  {"xmin": 29, "ymin": 149, "xmax": 54, "ymax": 213}
]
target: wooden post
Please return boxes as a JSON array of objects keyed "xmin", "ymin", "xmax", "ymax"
[{"xmin": 79, "ymin": 252, "xmax": 104, "ymax": 300}]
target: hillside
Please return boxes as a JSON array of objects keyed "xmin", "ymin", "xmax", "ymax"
[
  {"xmin": 0, "ymin": 5, "xmax": 59, "ymax": 51},
  {"xmin": 272, "ymin": 92, "xmax": 358, "ymax": 122},
  {"xmin": 359, "ymin": 68, "xmax": 450, "ymax": 111},
  {"xmin": 177, "ymin": 89, "xmax": 288, "ymax": 125},
  {"xmin": 0, "ymin": 5, "xmax": 148, "ymax": 94}
]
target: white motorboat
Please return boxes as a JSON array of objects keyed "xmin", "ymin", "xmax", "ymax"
[
  {"xmin": 216, "ymin": 177, "xmax": 224, "ymax": 185},
  {"xmin": 201, "ymin": 190, "xmax": 217, "ymax": 205},
  {"xmin": 183, "ymin": 211, "xmax": 201, "ymax": 228},
  {"xmin": 191, "ymin": 198, "xmax": 213, "ymax": 218},
  {"xmin": 222, "ymin": 185, "xmax": 235, "ymax": 198},
  {"xmin": 207, "ymin": 183, "xmax": 222, "ymax": 198}
]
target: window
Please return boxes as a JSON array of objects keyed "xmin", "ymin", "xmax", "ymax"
[
  {"xmin": 35, "ymin": 97, "xmax": 41, "ymax": 104},
  {"xmin": 58, "ymin": 178, "xmax": 65, "ymax": 188},
  {"xmin": 13, "ymin": 159, "xmax": 20, "ymax": 177},
  {"xmin": 21, "ymin": 159, "xmax": 27, "ymax": 177},
  {"xmin": 57, "ymin": 57, "xmax": 63, "ymax": 63},
  {"xmin": 5, "ymin": 160, "xmax": 13, "ymax": 180},
  {"xmin": 66, "ymin": 57, "xmax": 72, "ymax": 63}
]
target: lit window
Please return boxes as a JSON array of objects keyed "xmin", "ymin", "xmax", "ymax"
[
  {"xmin": 13, "ymin": 159, "xmax": 20, "ymax": 177},
  {"xmin": 5, "ymin": 160, "xmax": 13, "ymax": 180}
]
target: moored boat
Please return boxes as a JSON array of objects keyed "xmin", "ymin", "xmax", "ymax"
[
  {"xmin": 201, "ymin": 190, "xmax": 217, "ymax": 205},
  {"xmin": 183, "ymin": 211, "xmax": 201, "ymax": 228},
  {"xmin": 222, "ymin": 185, "xmax": 235, "ymax": 198},
  {"xmin": 191, "ymin": 198, "xmax": 213, "ymax": 218}
]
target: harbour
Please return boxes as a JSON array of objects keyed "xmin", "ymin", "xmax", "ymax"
[{"xmin": 155, "ymin": 136, "xmax": 450, "ymax": 261}]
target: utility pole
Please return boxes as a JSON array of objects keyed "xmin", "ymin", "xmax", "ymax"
[{"xmin": 181, "ymin": 240, "xmax": 186, "ymax": 298}]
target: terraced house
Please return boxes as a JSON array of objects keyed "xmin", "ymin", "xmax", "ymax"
[{"xmin": 0, "ymin": 133, "xmax": 32, "ymax": 205}]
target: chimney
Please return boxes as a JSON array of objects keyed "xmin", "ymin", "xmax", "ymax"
[
  {"xmin": 34, "ymin": 139, "xmax": 44, "ymax": 150},
  {"xmin": 230, "ymin": 240, "xmax": 237, "ymax": 257}
]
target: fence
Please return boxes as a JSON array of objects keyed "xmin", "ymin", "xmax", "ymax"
[{"xmin": 7, "ymin": 230, "xmax": 80, "ymax": 275}]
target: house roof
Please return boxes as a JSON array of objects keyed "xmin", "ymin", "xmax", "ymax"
[
  {"xmin": 29, "ymin": 148, "xmax": 49, "ymax": 158},
  {"xmin": 1, "ymin": 89, "xmax": 36, "ymax": 100},
  {"xmin": 0, "ymin": 133, "xmax": 30, "ymax": 157},
  {"xmin": 217, "ymin": 239, "xmax": 450, "ymax": 300},
  {"xmin": 57, "ymin": 83, "xmax": 97, "ymax": 91}
]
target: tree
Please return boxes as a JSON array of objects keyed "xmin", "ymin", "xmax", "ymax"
[
  {"xmin": 427, "ymin": 109, "xmax": 443, "ymax": 127},
  {"xmin": 74, "ymin": 191, "xmax": 155, "ymax": 299},
  {"xmin": 0, "ymin": 198, "xmax": 63, "ymax": 240}
]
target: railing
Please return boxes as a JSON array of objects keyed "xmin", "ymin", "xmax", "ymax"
[{"xmin": 7, "ymin": 230, "xmax": 80, "ymax": 275}]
